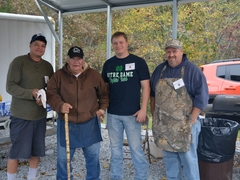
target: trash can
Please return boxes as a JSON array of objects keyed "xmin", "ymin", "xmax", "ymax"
[{"xmin": 197, "ymin": 118, "xmax": 239, "ymax": 180}]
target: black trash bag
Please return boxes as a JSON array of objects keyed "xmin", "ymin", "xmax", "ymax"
[{"xmin": 197, "ymin": 118, "xmax": 239, "ymax": 163}]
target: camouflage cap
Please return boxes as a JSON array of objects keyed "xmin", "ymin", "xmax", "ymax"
[{"xmin": 165, "ymin": 39, "xmax": 183, "ymax": 50}]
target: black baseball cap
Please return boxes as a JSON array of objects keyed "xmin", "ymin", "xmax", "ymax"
[
  {"xmin": 30, "ymin": 33, "xmax": 47, "ymax": 45},
  {"xmin": 67, "ymin": 46, "xmax": 84, "ymax": 58}
]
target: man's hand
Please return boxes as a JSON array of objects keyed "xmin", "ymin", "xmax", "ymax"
[
  {"xmin": 36, "ymin": 99, "xmax": 43, "ymax": 106},
  {"xmin": 32, "ymin": 89, "xmax": 39, "ymax": 99},
  {"xmin": 190, "ymin": 107, "xmax": 202, "ymax": 124},
  {"xmin": 61, "ymin": 103, "xmax": 73, "ymax": 114},
  {"xmin": 96, "ymin": 109, "xmax": 105, "ymax": 122},
  {"xmin": 133, "ymin": 109, "xmax": 147, "ymax": 123},
  {"xmin": 32, "ymin": 89, "xmax": 42, "ymax": 106}
]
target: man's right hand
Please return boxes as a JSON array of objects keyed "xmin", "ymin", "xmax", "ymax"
[{"xmin": 61, "ymin": 103, "xmax": 73, "ymax": 114}]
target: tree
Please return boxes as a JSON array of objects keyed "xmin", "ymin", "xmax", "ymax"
[{"xmin": 1, "ymin": 0, "xmax": 240, "ymax": 71}]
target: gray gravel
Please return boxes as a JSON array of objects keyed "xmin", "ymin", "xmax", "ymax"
[{"xmin": 0, "ymin": 126, "xmax": 240, "ymax": 180}]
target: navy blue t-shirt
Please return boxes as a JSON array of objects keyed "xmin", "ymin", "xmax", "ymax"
[{"xmin": 102, "ymin": 54, "xmax": 150, "ymax": 115}]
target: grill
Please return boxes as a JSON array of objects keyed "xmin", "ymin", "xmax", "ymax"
[{"xmin": 204, "ymin": 95, "xmax": 240, "ymax": 124}]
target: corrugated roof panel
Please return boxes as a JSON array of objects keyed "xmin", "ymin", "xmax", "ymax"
[{"xmin": 39, "ymin": 0, "xmax": 207, "ymax": 14}]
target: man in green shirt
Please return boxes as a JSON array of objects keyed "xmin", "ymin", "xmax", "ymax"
[{"xmin": 6, "ymin": 33, "xmax": 54, "ymax": 180}]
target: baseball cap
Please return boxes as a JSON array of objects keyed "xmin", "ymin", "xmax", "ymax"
[
  {"xmin": 165, "ymin": 39, "xmax": 183, "ymax": 50},
  {"xmin": 67, "ymin": 46, "xmax": 84, "ymax": 58},
  {"xmin": 30, "ymin": 33, "xmax": 47, "ymax": 45}
]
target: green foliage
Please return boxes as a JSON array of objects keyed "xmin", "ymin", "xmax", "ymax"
[
  {"xmin": 112, "ymin": 6, "xmax": 173, "ymax": 73},
  {"xmin": 180, "ymin": 0, "xmax": 240, "ymax": 64},
  {"xmin": 62, "ymin": 13, "xmax": 107, "ymax": 72},
  {"xmin": 1, "ymin": 0, "xmax": 240, "ymax": 71},
  {"xmin": 0, "ymin": 0, "xmax": 11, "ymax": 12}
]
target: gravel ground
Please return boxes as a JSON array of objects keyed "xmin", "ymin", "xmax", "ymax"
[{"xmin": 0, "ymin": 126, "xmax": 240, "ymax": 180}]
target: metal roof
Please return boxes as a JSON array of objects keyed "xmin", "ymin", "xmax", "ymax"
[
  {"xmin": 39, "ymin": 0, "xmax": 206, "ymax": 14},
  {"xmin": 36, "ymin": 0, "xmax": 208, "ymax": 68}
]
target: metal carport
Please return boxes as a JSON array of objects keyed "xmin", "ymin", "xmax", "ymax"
[{"xmin": 35, "ymin": 0, "xmax": 207, "ymax": 68}]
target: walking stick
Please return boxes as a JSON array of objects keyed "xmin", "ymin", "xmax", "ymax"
[{"xmin": 65, "ymin": 113, "xmax": 71, "ymax": 180}]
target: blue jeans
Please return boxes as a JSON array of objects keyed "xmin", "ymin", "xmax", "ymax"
[
  {"xmin": 107, "ymin": 113, "xmax": 148, "ymax": 180},
  {"xmin": 56, "ymin": 119, "xmax": 100, "ymax": 180},
  {"xmin": 162, "ymin": 119, "xmax": 201, "ymax": 180}
]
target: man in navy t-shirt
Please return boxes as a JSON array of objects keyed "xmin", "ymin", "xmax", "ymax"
[{"xmin": 102, "ymin": 31, "xmax": 150, "ymax": 180}]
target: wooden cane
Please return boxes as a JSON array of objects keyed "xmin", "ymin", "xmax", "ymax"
[{"xmin": 65, "ymin": 113, "xmax": 71, "ymax": 180}]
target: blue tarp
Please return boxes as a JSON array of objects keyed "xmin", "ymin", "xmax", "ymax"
[{"xmin": 0, "ymin": 101, "xmax": 52, "ymax": 117}]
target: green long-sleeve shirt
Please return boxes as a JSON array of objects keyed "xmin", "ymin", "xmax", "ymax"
[{"xmin": 6, "ymin": 54, "xmax": 54, "ymax": 120}]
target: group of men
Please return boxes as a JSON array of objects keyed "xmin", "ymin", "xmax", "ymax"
[{"xmin": 6, "ymin": 31, "xmax": 208, "ymax": 180}]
